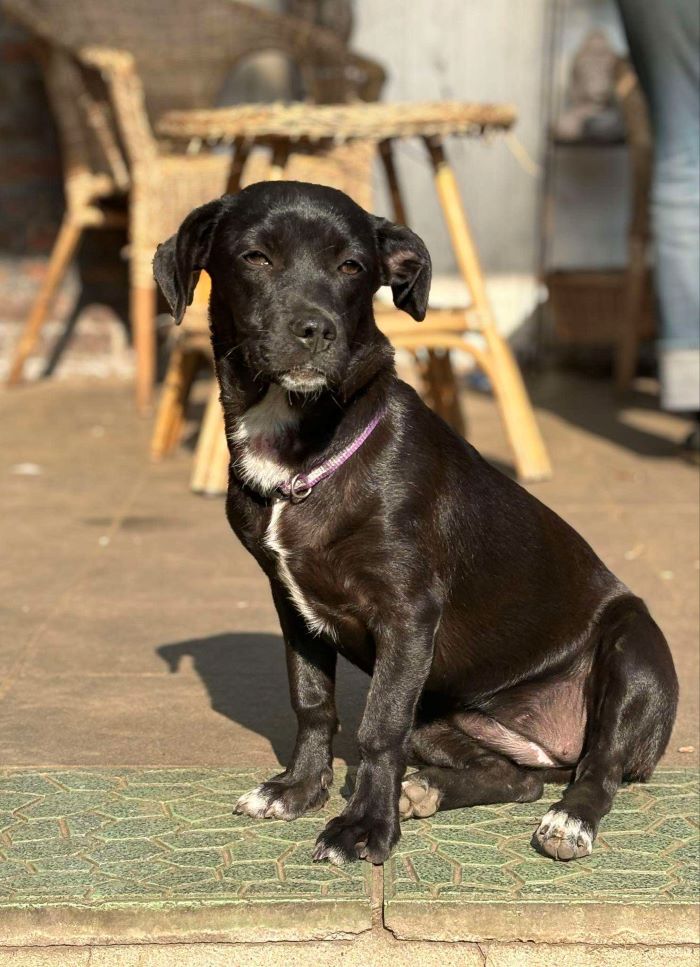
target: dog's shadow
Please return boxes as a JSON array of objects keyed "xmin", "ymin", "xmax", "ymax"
[{"xmin": 156, "ymin": 632, "xmax": 369, "ymax": 768}]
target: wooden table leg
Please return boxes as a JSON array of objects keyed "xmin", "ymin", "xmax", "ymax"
[
  {"xmin": 7, "ymin": 216, "xmax": 83, "ymax": 386},
  {"xmin": 191, "ymin": 382, "xmax": 225, "ymax": 493},
  {"xmin": 424, "ymin": 137, "xmax": 552, "ymax": 482},
  {"xmin": 379, "ymin": 138, "xmax": 466, "ymax": 436},
  {"xmin": 268, "ymin": 140, "xmax": 291, "ymax": 181},
  {"xmin": 378, "ymin": 139, "xmax": 409, "ymax": 225},
  {"xmin": 226, "ymin": 137, "xmax": 252, "ymax": 194}
]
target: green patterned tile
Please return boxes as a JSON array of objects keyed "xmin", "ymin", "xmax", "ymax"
[
  {"xmin": 169, "ymin": 798, "xmax": 233, "ymax": 821},
  {"xmin": 1, "ymin": 767, "xmax": 696, "ymax": 947},
  {"xmin": 96, "ymin": 816, "xmax": 178, "ymax": 840},
  {"xmin": 0, "ymin": 793, "xmax": 42, "ymax": 813},
  {"xmin": 0, "ymin": 767, "xmax": 372, "ymax": 945},
  {"xmin": 385, "ymin": 770, "xmax": 700, "ymax": 945},
  {"xmin": 4, "ymin": 819, "xmax": 63, "ymax": 843},
  {"xmin": 0, "ymin": 774, "xmax": 62, "ymax": 795}
]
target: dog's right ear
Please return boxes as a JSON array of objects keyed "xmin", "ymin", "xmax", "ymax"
[{"xmin": 153, "ymin": 197, "xmax": 226, "ymax": 324}]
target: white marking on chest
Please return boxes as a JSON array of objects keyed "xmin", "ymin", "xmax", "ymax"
[
  {"xmin": 264, "ymin": 500, "xmax": 336, "ymax": 640},
  {"xmin": 230, "ymin": 385, "xmax": 297, "ymax": 495},
  {"xmin": 232, "ymin": 385, "xmax": 335, "ymax": 639}
]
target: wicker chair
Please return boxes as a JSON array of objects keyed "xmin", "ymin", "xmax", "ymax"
[{"xmin": 2, "ymin": 0, "xmax": 384, "ymax": 410}]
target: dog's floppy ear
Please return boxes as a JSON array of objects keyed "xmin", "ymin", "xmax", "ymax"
[
  {"xmin": 153, "ymin": 197, "xmax": 226, "ymax": 325},
  {"xmin": 371, "ymin": 216, "xmax": 432, "ymax": 321}
]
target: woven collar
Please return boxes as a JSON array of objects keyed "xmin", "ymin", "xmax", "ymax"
[{"xmin": 277, "ymin": 408, "xmax": 385, "ymax": 503}]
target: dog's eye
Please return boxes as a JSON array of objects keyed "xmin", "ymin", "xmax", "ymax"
[
  {"xmin": 243, "ymin": 250, "xmax": 271, "ymax": 267},
  {"xmin": 339, "ymin": 259, "xmax": 363, "ymax": 275}
]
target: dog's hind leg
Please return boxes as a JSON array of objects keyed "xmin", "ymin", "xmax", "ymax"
[
  {"xmin": 400, "ymin": 718, "xmax": 550, "ymax": 819},
  {"xmin": 534, "ymin": 596, "xmax": 678, "ymax": 861}
]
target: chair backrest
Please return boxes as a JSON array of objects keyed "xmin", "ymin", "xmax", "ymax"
[{"xmin": 4, "ymin": 0, "xmax": 381, "ymax": 121}]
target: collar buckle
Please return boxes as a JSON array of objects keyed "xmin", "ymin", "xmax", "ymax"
[{"xmin": 288, "ymin": 473, "xmax": 312, "ymax": 503}]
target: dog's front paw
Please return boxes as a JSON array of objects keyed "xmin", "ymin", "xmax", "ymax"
[
  {"xmin": 312, "ymin": 811, "xmax": 400, "ymax": 866},
  {"xmin": 533, "ymin": 808, "xmax": 594, "ymax": 861},
  {"xmin": 234, "ymin": 771, "xmax": 331, "ymax": 821}
]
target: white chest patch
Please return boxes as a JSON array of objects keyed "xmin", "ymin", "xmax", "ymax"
[
  {"xmin": 230, "ymin": 385, "xmax": 298, "ymax": 495},
  {"xmin": 264, "ymin": 501, "xmax": 336, "ymax": 640},
  {"xmin": 232, "ymin": 386, "xmax": 335, "ymax": 639}
]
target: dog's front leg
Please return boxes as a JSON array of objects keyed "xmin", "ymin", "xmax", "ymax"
[
  {"xmin": 313, "ymin": 605, "xmax": 437, "ymax": 865},
  {"xmin": 235, "ymin": 580, "xmax": 338, "ymax": 820}
]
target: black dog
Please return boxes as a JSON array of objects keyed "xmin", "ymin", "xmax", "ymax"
[{"xmin": 154, "ymin": 181, "xmax": 678, "ymax": 866}]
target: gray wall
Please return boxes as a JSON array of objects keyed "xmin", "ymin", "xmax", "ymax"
[{"xmin": 350, "ymin": 0, "xmax": 630, "ymax": 276}]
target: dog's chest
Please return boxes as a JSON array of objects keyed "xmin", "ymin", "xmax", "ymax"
[
  {"xmin": 232, "ymin": 386, "xmax": 338, "ymax": 638},
  {"xmin": 231, "ymin": 386, "xmax": 298, "ymax": 495},
  {"xmin": 264, "ymin": 501, "xmax": 337, "ymax": 639}
]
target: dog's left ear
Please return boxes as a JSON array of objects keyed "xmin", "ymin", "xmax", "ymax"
[
  {"xmin": 372, "ymin": 216, "xmax": 432, "ymax": 321},
  {"xmin": 153, "ymin": 197, "xmax": 226, "ymax": 324}
]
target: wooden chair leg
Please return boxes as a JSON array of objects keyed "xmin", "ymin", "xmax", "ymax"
[
  {"xmin": 150, "ymin": 342, "xmax": 199, "ymax": 460},
  {"xmin": 191, "ymin": 382, "xmax": 225, "ymax": 493},
  {"xmin": 6, "ymin": 217, "xmax": 83, "ymax": 386},
  {"xmin": 131, "ymin": 283, "xmax": 157, "ymax": 415},
  {"xmin": 425, "ymin": 137, "xmax": 552, "ymax": 482},
  {"xmin": 203, "ymin": 423, "xmax": 231, "ymax": 496}
]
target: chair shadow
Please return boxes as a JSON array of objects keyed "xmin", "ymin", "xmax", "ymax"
[{"xmin": 155, "ymin": 632, "xmax": 369, "ymax": 767}]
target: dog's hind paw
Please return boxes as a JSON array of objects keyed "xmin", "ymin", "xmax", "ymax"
[
  {"xmin": 398, "ymin": 773, "xmax": 442, "ymax": 820},
  {"xmin": 533, "ymin": 808, "xmax": 594, "ymax": 861}
]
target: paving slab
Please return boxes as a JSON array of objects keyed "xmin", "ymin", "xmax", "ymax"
[
  {"xmin": 384, "ymin": 769, "xmax": 700, "ymax": 946},
  {"xmin": 0, "ymin": 768, "xmax": 373, "ymax": 946},
  {"xmin": 0, "ymin": 767, "xmax": 697, "ymax": 952}
]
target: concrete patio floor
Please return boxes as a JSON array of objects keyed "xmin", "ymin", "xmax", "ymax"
[{"xmin": 0, "ymin": 371, "xmax": 698, "ymax": 963}]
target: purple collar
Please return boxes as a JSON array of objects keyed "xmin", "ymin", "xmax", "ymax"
[{"xmin": 277, "ymin": 408, "xmax": 385, "ymax": 503}]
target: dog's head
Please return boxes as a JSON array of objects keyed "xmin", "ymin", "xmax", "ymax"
[{"xmin": 153, "ymin": 181, "xmax": 431, "ymax": 395}]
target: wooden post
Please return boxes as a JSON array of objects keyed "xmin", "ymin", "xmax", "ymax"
[{"xmin": 424, "ymin": 136, "xmax": 552, "ymax": 482}]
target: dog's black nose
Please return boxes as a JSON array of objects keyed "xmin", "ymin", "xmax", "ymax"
[{"xmin": 290, "ymin": 316, "xmax": 337, "ymax": 353}]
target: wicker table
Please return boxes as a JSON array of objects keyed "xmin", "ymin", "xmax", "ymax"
[{"xmin": 155, "ymin": 101, "xmax": 551, "ymax": 484}]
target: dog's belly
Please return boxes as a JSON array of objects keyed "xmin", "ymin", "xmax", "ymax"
[{"xmin": 454, "ymin": 671, "xmax": 589, "ymax": 767}]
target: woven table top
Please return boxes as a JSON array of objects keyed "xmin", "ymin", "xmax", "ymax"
[{"xmin": 156, "ymin": 100, "xmax": 517, "ymax": 145}]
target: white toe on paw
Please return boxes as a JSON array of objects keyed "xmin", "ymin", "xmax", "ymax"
[
  {"xmin": 325, "ymin": 845, "xmax": 349, "ymax": 867},
  {"xmin": 263, "ymin": 797, "xmax": 295, "ymax": 820},
  {"xmin": 234, "ymin": 785, "xmax": 270, "ymax": 819},
  {"xmin": 535, "ymin": 809, "xmax": 593, "ymax": 861}
]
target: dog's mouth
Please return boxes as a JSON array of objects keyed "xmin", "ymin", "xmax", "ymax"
[{"xmin": 277, "ymin": 366, "xmax": 328, "ymax": 393}]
